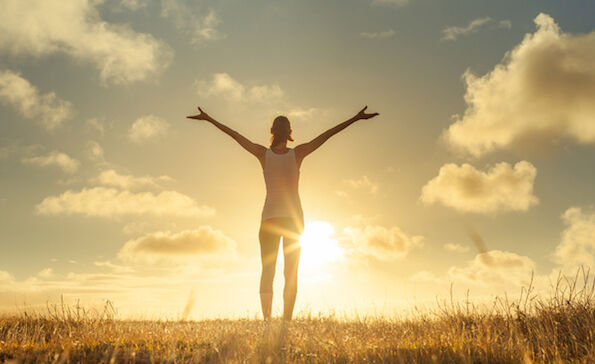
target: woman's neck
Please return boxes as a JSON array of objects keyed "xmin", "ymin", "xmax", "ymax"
[
  {"xmin": 271, "ymin": 142, "xmax": 289, "ymax": 154},
  {"xmin": 272, "ymin": 142, "xmax": 288, "ymax": 150}
]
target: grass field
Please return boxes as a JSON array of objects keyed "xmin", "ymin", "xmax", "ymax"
[{"xmin": 1, "ymin": 271, "xmax": 594, "ymax": 363}]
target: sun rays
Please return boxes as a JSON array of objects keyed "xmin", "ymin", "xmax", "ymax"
[{"xmin": 298, "ymin": 221, "xmax": 344, "ymax": 271}]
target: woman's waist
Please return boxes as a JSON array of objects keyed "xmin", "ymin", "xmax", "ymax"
[
  {"xmin": 261, "ymin": 204, "xmax": 304, "ymax": 222},
  {"xmin": 264, "ymin": 182, "xmax": 299, "ymax": 192},
  {"xmin": 262, "ymin": 193, "xmax": 302, "ymax": 208},
  {"xmin": 264, "ymin": 190, "xmax": 301, "ymax": 200}
]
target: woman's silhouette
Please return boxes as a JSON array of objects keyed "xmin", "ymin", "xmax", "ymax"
[{"xmin": 187, "ymin": 106, "xmax": 379, "ymax": 320}]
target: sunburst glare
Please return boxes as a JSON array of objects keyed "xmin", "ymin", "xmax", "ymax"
[{"xmin": 298, "ymin": 220, "xmax": 344, "ymax": 271}]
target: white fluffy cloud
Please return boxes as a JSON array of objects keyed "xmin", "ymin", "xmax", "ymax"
[
  {"xmin": 448, "ymin": 250, "xmax": 536, "ymax": 287},
  {"xmin": 421, "ymin": 161, "xmax": 538, "ymax": 213},
  {"xmin": 196, "ymin": 73, "xmax": 284, "ymax": 103},
  {"xmin": 344, "ymin": 225, "xmax": 423, "ymax": 261},
  {"xmin": 93, "ymin": 169, "xmax": 173, "ymax": 189},
  {"xmin": 161, "ymin": 0, "xmax": 224, "ymax": 45},
  {"xmin": 35, "ymin": 187, "xmax": 214, "ymax": 218},
  {"xmin": 444, "ymin": 13, "xmax": 595, "ymax": 156},
  {"xmin": 553, "ymin": 207, "xmax": 595, "ymax": 269},
  {"xmin": 0, "ymin": 70, "xmax": 73, "ymax": 129},
  {"xmin": 0, "ymin": 0, "xmax": 172, "ymax": 85},
  {"xmin": 128, "ymin": 115, "xmax": 169, "ymax": 143},
  {"xmin": 22, "ymin": 151, "xmax": 80, "ymax": 174},
  {"xmin": 118, "ymin": 226, "xmax": 236, "ymax": 263}
]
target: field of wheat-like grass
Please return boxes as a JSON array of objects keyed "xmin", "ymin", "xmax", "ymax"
[{"xmin": 1, "ymin": 270, "xmax": 594, "ymax": 363}]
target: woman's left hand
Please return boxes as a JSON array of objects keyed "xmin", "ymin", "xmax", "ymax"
[{"xmin": 354, "ymin": 106, "xmax": 379, "ymax": 120}]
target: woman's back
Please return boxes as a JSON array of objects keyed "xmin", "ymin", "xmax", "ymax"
[{"xmin": 261, "ymin": 148, "xmax": 303, "ymax": 222}]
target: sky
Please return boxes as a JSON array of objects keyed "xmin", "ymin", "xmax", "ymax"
[{"xmin": 1, "ymin": 0, "xmax": 595, "ymax": 319}]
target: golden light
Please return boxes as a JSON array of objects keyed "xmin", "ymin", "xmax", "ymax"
[{"xmin": 299, "ymin": 220, "xmax": 344, "ymax": 271}]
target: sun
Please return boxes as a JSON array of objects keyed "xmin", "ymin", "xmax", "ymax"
[{"xmin": 298, "ymin": 220, "xmax": 344, "ymax": 270}]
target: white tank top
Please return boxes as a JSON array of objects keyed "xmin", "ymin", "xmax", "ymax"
[{"xmin": 261, "ymin": 148, "xmax": 303, "ymax": 222}]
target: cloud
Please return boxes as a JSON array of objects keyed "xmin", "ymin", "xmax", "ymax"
[
  {"xmin": 448, "ymin": 250, "xmax": 536, "ymax": 287},
  {"xmin": 553, "ymin": 207, "xmax": 595, "ymax": 269},
  {"xmin": 21, "ymin": 151, "xmax": 80, "ymax": 174},
  {"xmin": 191, "ymin": 10, "xmax": 223, "ymax": 44},
  {"xmin": 128, "ymin": 115, "xmax": 169, "ymax": 143},
  {"xmin": 344, "ymin": 225, "xmax": 423, "ymax": 261},
  {"xmin": 0, "ymin": 257, "xmax": 255, "ymax": 318},
  {"xmin": 93, "ymin": 260, "xmax": 134, "ymax": 273},
  {"xmin": 37, "ymin": 268, "xmax": 54, "ymax": 278},
  {"xmin": 360, "ymin": 29, "xmax": 395, "ymax": 39},
  {"xmin": 0, "ymin": 0, "xmax": 172, "ymax": 85},
  {"xmin": 193, "ymin": 73, "xmax": 322, "ymax": 127},
  {"xmin": 444, "ymin": 13, "xmax": 595, "ymax": 156},
  {"xmin": 285, "ymin": 107, "xmax": 319, "ymax": 120},
  {"xmin": 161, "ymin": 0, "xmax": 225, "ymax": 45},
  {"xmin": 117, "ymin": 0, "xmax": 148, "ymax": 11},
  {"xmin": 0, "ymin": 270, "xmax": 14, "ymax": 282},
  {"xmin": 421, "ymin": 161, "xmax": 538, "ymax": 213},
  {"xmin": 498, "ymin": 20, "xmax": 512, "ymax": 29},
  {"xmin": 118, "ymin": 226, "xmax": 237, "ymax": 263},
  {"xmin": 122, "ymin": 221, "xmax": 149, "ymax": 235},
  {"xmin": 196, "ymin": 73, "xmax": 284, "ymax": 103},
  {"xmin": 343, "ymin": 175, "xmax": 378, "ymax": 194},
  {"xmin": 0, "ymin": 70, "xmax": 73, "ymax": 129},
  {"xmin": 442, "ymin": 17, "xmax": 493, "ymax": 41},
  {"xmin": 86, "ymin": 118, "xmax": 105, "ymax": 136},
  {"xmin": 444, "ymin": 243, "xmax": 470, "ymax": 253},
  {"xmin": 86, "ymin": 140, "xmax": 105, "ymax": 163},
  {"xmin": 93, "ymin": 169, "xmax": 173, "ymax": 189},
  {"xmin": 35, "ymin": 187, "xmax": 215, "ymax": 218}
]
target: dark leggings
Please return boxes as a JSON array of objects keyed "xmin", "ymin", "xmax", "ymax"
[{"xmin": 259, "ymin": 217, "xmax": 304, "ymax": 295}]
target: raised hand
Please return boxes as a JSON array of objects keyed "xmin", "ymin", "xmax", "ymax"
[
  {"xmin": 185, "ymin": 106, "xmax": 266, "ymax": 162},
  {"xmin": 186, "ymin": 106, "xmax": 212, "ymax": 121},
  {"xmin": 354, "ymin": 106, "xmax": 379, "ymax": 120}
]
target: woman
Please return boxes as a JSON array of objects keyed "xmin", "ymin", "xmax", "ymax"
[{"xmin": 187, "ymin": 106, "xmax": 379, "ymax": 320}]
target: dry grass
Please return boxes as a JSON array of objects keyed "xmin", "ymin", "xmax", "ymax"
[{"xmin": 1, "ymin": 269, "xmax": 594, "ymax": 363}]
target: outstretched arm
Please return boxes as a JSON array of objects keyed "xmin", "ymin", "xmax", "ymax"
[
  {"xmin": 187, "ymin": 107, "xmax": 266, "ymax": 163},
  {"xmin": 294, "ymin": 106, "xmax": 379, "ymax": 163}
]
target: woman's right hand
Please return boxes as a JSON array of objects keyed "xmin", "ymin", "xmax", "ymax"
[{"xmin": 186, "ymin": 106, "xmax": 212, "ymax": 121}]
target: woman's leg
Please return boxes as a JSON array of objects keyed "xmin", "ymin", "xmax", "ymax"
[
  {"xmin": 282, "ymin": 218, "xmax": 303, "ymax": 321},
  {"xmin": 259, "ymin": 220, "xmax": 281, "ymax": 320}
]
